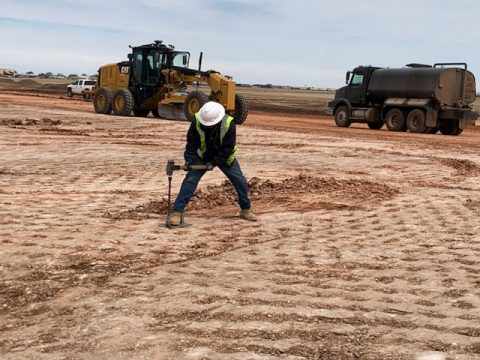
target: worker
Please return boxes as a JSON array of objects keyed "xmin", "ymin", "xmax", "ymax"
[{"xmin": 169, "ymin": 101, "xmax": 257, "ymax": 226}]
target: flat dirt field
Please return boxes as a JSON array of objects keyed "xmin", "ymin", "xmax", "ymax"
[{"xmin": 1, "ymin": 85, "xmax": 480, "ymax": 360}]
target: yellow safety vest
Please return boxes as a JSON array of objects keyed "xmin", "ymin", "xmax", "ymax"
[{"xmin": 195, "ymin": 113, "xmax": 237, "ymax": 166}]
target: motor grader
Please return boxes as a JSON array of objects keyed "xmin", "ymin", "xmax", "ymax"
[{"xmin": 91, "ymin": 40, "xmax": 248, "ymax": 124}]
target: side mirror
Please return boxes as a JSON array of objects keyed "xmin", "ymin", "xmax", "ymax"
[
  {"xmin": 127, "ymin": 54, "xmax": 133, "ymax": 60},
  {"xmin": 346, "ymin": 71, "xmax": 351, "ymax": 84},
  {"xmin": 183, "ymin": 54, "xmax": 188, "ymax": 66}
]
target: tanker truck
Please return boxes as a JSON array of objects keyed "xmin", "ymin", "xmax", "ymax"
[{"xmin": 328, "ymin": 63, "xmax": 478, "ymax": 135}]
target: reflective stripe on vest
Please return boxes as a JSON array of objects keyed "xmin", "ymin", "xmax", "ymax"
[{"xmin": 194, "ymin": 113, "xmax": 237, "ymax": 166}]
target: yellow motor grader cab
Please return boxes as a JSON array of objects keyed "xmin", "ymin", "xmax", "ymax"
[{"xmin": 92, "ymin": 40, "xmax": 248, "ymax": 124}]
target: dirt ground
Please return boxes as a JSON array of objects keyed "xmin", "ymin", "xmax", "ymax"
[{"xmin": 0, "ymin": 90, "xmax": 479, "ymax": 360}]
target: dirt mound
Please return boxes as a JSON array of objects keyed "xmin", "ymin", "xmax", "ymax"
[
  {"xmin": 0, "ymin": 117, "xmax": 62, "ymax": 127},
  {"xmin": 107, "ymin": 175, "xmax": 399, "ymax": 220},
  {"xmin": 40, "ymin": 83, "xmax": 68, "ymax": 91},
  {"xmin": 0, "ymin": 79, "xmax": 42, "ymax": 90},
  {"xmin": 17, "ymin": 79, "xmax": 42, "ymax": 88},
  {"xmin": 0, "ymin": 79, "xmax": 68, "ymax": 93},
  {"xmin": 0, "ymin": 78, "xmax": 15, "ymax": 85},
  {"xmin": 439, "ymin": 158, "xmax": 480, "ymax": 177},
  {"xmin": 248, "ymin": 101, "xmax": 330, "ymax": 116}
]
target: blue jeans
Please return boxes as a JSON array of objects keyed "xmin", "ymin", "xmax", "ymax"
[{"xmin": 173, "ymin": 159, "xmax": 251, "ymax": 212}]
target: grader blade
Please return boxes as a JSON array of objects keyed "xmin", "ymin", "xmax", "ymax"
[{"xmin": 156, "ymin": 103, "xmax": 187, "ymax": 120}]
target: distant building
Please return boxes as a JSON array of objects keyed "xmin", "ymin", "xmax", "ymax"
[{"xmin": 0, "ymin": 68, "xmax": 17, "ymax": 77}]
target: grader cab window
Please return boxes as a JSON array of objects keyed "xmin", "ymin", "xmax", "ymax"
[
  {"xmin": 132, "ymin": 53, "xmax": 143, "ymax": 84},
  {"xmin": 172, "ymin": 52, "xmax": 189, "ymax": 68},
  {"xmin": 131, "ymin": 50, "xmax": 167, "ymax": 85},
  {"xmin": 144, "ymin": 50, "xmax": 167, "ymax": 85}
]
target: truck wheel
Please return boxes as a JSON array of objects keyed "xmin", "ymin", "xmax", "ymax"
[
  {"xmin": 229, "ymin": 94, "xmax": 248, "ymax": 125},
  {"xmin": 367, "ymin": 121, "xmax": 384, "ymax": 130},
  {"xmin": 93, "ymin": 87, "xmax": 113, "ymax": 114},
  {"xmin": 67, "ymin": 88, "xmax": 73, "ymax": 98},
  {"xmin": 133, "ymin": 109, "xmax": 150, "ymax": 117},
  {"xmin": 439, "ymin": 119, "xmax": 463, "ymax": 136},
  {"xmin": 334, "ymin": 106, "xmax": 351, "ymax": 127},
  {"xmin": 112, "ymin": 89, "xmax": 134, "ymax": 116},
  {"xmin": 385, "ymin": 108, "xmax": 406, "ymax": 132},
  {"xmin": 184, "ymin": 91, "xmax": 209, "ymax": 122},
  {"xmin": 406, "ymin": 109, "xmax": 427, "ymax": 133}
]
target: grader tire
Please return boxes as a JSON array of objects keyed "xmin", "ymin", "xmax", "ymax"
[
  {"xmin": 93, "ymin": 87, "xmax": 113, "ymax": 114},
  {"xmin": 229, "ymin": 94, "xmax": 249, "ymax": 125},
  {"xmin": 184, "ymin": 91, "xmax": 209, "ymax": 122},
  {"xmin": 112, "ymin": 89, "xmax": 134, "ymax": 116}
]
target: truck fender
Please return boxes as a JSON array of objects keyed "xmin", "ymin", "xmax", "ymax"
[{"xmin": 329, "ymin": 98, "xmax": 352, "ymax": 114}]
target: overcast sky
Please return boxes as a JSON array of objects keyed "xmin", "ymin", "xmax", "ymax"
[{"xmin": 1, "ymin": 0, "xmax": 478, "ymax": 87}]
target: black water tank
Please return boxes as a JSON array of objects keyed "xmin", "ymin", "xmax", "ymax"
[{"xmin": 367, "ymin": 67, "xmax": 476, "ymax": 107}]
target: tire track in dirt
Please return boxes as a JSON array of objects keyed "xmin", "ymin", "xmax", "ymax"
[
  {"xmin": 134, "ymin": 181, "xmax": 480, "ymax": 359},
  {"xmin": 1, "ymin": 93, "xmax": 480, "ymax": 359}
]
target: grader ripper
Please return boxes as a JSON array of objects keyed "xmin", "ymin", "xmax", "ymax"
[{"xmin": 92, "ymin": 40, "xmax": 248, "ymax": 124}]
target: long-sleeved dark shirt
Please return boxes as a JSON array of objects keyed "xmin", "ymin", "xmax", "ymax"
[{"xmin": 184, "ymin": 121, "xmax": 236, "ymax": 166}]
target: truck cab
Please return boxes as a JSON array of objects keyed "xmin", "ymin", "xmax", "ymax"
[{"xmin": 329, "ymin": 66, "xmax": 380, "ymax": 109}]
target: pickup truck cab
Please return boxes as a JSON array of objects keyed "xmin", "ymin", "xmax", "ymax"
[{"xmin": 67, "ymin": 79, "xmax": 97, "ymax": 99}]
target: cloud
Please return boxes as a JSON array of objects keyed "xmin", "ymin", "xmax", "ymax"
[
  {"xmin": 0, "ymin": 16, "xmax": 127, "ymax": 34},
  {"xmin": 1, "ymin": 0, "xmax": 479, "ymax": 87}
]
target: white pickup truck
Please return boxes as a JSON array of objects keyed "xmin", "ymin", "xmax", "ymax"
[{"xmin": 67, "ymin": 79, "xmax": 96, "ymax": 99}]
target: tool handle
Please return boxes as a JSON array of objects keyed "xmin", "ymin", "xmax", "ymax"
[
  {"xmin": 183, "ymin": 164, "xmax": 211, "ymax": 171},
  {"xmin": 166, "ymin": 175, "xmax": 172, "ymax": 226}
]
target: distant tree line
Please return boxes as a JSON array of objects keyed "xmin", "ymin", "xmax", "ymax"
[{"xmin": 18, "ymin": 71, "xmax": 96, "ymax": 79}]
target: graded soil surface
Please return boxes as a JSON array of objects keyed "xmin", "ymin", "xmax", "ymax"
[{"xmin": 0, "ymin": 91, "xmax": 479, "ymax": 359}]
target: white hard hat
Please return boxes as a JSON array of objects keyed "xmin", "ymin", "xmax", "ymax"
[{"xmin": 197, "ymin": 101, "xmax": 225, "ymax": 127}]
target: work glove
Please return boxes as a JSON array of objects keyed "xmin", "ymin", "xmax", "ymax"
[
  {"xmin": 182, "ymin": 162, "xmax": 191, "ymax": 171},
  {"xmin": 205, "ymin": 162, "xmax": 214, "ymax": 171}
]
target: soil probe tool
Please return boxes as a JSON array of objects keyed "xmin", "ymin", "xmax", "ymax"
[{"xmin": 165, "ymin": 160, "xmax": 209, "ymax": 228}]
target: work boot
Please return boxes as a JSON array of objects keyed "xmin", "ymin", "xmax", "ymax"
[
  {"xmin": 168, "ymin": 211, "xmax": 183, "ymax": 226},
  {"xmin": 240, "ymin": 208, "xmax": 258, "ymax": 222}
]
